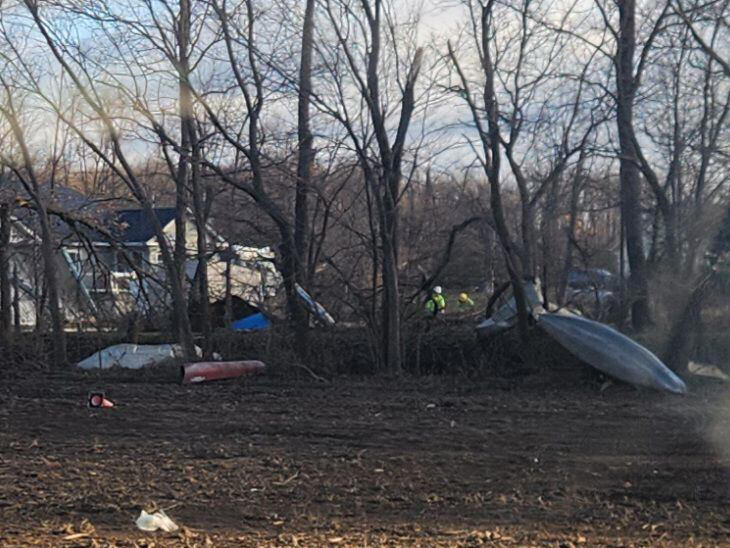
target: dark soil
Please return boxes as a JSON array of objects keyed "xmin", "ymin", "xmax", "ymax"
[{"xmin": 1, "ymin": 362, "xmax": 728, "ymax": 546}]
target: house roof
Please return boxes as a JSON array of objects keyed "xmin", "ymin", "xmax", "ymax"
[
  {"xmin": 4, "ymin": 181, "xmax": 240, "ymax": 247},
  {"xmin": 7, "ymin": 181, "xmax": 116, "ymax": 241},
  {"xmin": 5, "ymin": 181, "xmax": 177, "ymax": 244},
  {"xmin": 111, "ymin": 208, "xmax": 177, "ymax": 243}
]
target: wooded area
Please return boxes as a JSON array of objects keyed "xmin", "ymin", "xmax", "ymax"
[{"xmin": 0, "ymin": 0, "xmax": 727, "ymax": 375}]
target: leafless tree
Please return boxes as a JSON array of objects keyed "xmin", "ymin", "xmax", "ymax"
[
  {"xmin": 0, "ymin": 80, "xmax": 67, "ymax": 364},
  {"xmin": 651, "ymin": 0, "xmax": 730, "ymax": 371},
  {"xmin": 192, "ymin": 0, "xmax": 321, "ymax": 345},
  {"xmin": 18, "ymin": 0, "xmax": 199, "ymax": 358},
  {"xmin": 313, "ymin": 0, "xmax": 428, "ymax": 371},
  {"xmin": 447, "ymin": 0, "xmax": 605, "ymax": 337}
]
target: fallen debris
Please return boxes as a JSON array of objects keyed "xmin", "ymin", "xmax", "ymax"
[
  {"xmin": 296, "ymin": 283, "xmax": 336, "ymax": 326},
  {"xmin": 478, "ymin": 279, "xmax": 688, "ymax": 394},
  {"xmin": 88, "ymin": 392, "xmax": 115, "ymax": 408},
  {"xmin": 688, "ymin": 361, "xmax": 729, "ymax": 382},
  {"xmin": 477, "ymin": 280, "xmax": 544, "ymax": 337},
  {"xmin": 181, "ymin": 360, "xmax": 266, "ymax": 384},
  {"xmin": 77, "ymin": 343, "xmax": 202, "ymax": 370},
  {"xmin": 135, "ymin": 509, "xmax": 179, "ymax": 533},
  {"xmin": 231, "ymin": 311, "xmax": 271, "ymax": 331},
  {"xmin": 538, "ymin": 313, "xmax": 687, "ymax": 394}
]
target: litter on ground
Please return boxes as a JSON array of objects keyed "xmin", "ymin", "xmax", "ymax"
[
  {"xmin": 181, "ymin": 360, "xmax": 266, "ymax": 384},
  {"xmin": 87, "ymin": 392, "xmax": 114, "ymax": 408},
  {"xmin": 76, "ymin": 343, "xmax": 202, "ymax": 370},
  {"xmin": 688, "ymin": 361, "xmax": 729, "ymax": 381},
  {"xmin": 135, "ymin": 509, "xmax": 179, "ymax": 533}
]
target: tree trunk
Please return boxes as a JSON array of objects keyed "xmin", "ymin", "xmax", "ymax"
[
  {"xmin": 292, "ymin": 0, "xmax": 316, "ymax": 352},
  {"xmin": 173, "ymin": 0, "xmax": 195, "ymax": 351},
  {"xmin": 616, "ymin": 0, "xmax": 650, "ymax": 330},
  {"xmin": 380, "ymin": 176, "xmax": 401, "ymax": 374},
  {"xmin": 12, "ymin": 263, "xmax": 20, "ymax": 332},
  {"xmin": 38, "ymin": 209, "xmax": 67, "ymax": 365},
  {"xmin": 224, "ymin": 253, "xmax": 233, "ymax": 327},
  {"xmin": 558, "ymin": 167, "xmax": 582, "ymax": 305},
  {"xmin": 480, "ymin": 4, "xmax": 530, "ymax": 341},
  {"xmin": 664, "ymin": 273, "xmax": 712, "ymax": 374},
  {"xmin": 356, "ymin": 2, "xmax": 421, "ymax": 373},
  {"xmin": 540, "ymin": 177, "xmax": 559, "ymax": 303},
  {"xmin": 189, "ymin": 131, "xmax": 211, "ymax": 355},
  {"xmin": 277, "ymin": 228, "xmax": 303, "ymax": 336},
  {"xmin": 0, "ymin": 203, "xmax": 11, "ymax": 346},
  {"xmin": 179, "ymin": 11, "xmax": 211, "ymax": 355}
]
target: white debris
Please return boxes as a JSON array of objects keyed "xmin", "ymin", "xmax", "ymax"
[
  {"xmin": 77, "ymin": 343, "xmax": 202, "ymax": 370},
  {"xmin": 688, "ymin": 361, "xmax": 729, "ymax": 382},
  {"xmin": 135, "ymin": 509, "xmax": 179, "ymax": 533}
]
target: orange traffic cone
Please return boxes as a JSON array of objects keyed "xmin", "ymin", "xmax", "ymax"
[{"xmin": 88, "ymin": 392, "xmax": 115, "ymax": 408}]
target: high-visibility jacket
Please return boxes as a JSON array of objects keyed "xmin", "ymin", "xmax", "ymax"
[{"xmin": 426, "ymin": 294, "xmax": 446, "ymax": 316}]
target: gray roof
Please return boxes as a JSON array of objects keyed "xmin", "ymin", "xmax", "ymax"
[
  {"xmin": 3, "ymin": 180, "xmax": 176, "ymax": 244},
  {"xmin": 111, "ymin": 208, "xmax": 177, "ymax": 243}
]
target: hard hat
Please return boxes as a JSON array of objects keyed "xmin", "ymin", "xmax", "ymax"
[
  {"xmin": 433, "ymin": 286, "xmax": 442, "ymax": 294},
  {"xmin": 459, "ymin": 292, "xmax": 469, "ymax": 303}
]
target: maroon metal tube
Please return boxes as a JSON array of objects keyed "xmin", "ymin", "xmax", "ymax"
[{"xmin": 181, "ymin": 360, "xmax": 265, "ymax": 384}]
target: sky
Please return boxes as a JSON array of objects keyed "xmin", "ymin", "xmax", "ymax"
[{"xmin": 420, "ymin": 1, "xmax": 466, "ymax": 41}]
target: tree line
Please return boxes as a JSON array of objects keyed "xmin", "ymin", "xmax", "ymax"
[{"xmin": 0, "ymin": 0, "xmax": 727, "ymax": 374}]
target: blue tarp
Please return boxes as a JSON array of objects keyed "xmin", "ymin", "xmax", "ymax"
[{"xmin": 231, "ymin": 312, "xmax": 270, "ymax": 331}]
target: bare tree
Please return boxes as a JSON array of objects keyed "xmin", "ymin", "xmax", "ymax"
[
  {"xmin": 19, "ymin": 0, "xmax": 199, "ymax": 358},
  {"xmin": 0, "ymin": 82, "xmax": 67, "ymax": 364},
  {"xmin": 315, "ymin": 0, "xmax": 426, "ymax": 371},
  {"xmin": 195, "ymin": 0, "xmax": 317, "ymax": 344},
  {"xmin": 295, "ymin": 0, "xmax": 316, "ymax": 289},
  {"xmin": 655, "ymin": 0, "xmax": 730, "ymax": 371},
  {"xmin": 447, "ymin": 0, "xmax": 605, "ymax": 337}
]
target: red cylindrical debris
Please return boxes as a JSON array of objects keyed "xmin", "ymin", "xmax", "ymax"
[
  {"xmin": 88, "ymin": 393, "xmax": 115, "ymax": 408},
  {"xmin": 181, "ymin": 360, "xmax": 265, "ymax": 384}
]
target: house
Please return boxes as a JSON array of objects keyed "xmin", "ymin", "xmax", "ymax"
[
  {"xmin": 4, "ymin": 210, "xmax": 93, "ymax": 328},
  {"xmin": 62, "ymin": 206, "xmax": 282, "ymax": 320},
  {"xmin": 1, "ymin": 183, "xmax": 282, "ymax": 328}
]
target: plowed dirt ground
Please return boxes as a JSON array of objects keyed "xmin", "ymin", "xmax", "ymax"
[{"xmin": 1, "ymin": 363, "xmax": 728, "ymax": 547}]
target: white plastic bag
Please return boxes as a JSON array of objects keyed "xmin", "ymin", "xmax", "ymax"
[{"xmin": 135, "ymin": 509, "xmax": 179, "ymax": 532}]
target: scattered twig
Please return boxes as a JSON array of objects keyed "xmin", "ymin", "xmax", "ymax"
[
  {"xmin": 291, "ymin": 362, "xmax": 329, "ymax": 383},
  {"xmin": 63, "ymin": 533, "xmax": 90, "ymax": 541},
  {"xmin": 273, "ymin": 471, "xmax": 300, "ymax": 486}
]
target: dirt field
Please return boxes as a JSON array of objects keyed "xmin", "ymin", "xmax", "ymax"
[{"xmin": 1, "ymin": 362, "xmax": 728, "ymax": 547}]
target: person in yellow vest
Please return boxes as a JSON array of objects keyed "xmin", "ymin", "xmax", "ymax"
[
  {"xmin": 458, "ymin": 292, "xmax": 475, "ymax": 309},
  {"xmin": 425, "ymin": 286, "xmax": 446, "ymax": 317}
]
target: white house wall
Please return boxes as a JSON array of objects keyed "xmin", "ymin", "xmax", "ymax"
[{"xmin": 153, "ymin": 218, "xmax": 199, "ymax": 258}]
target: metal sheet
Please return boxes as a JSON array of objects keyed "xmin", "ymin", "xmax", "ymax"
[{"xmin": 538, "ymin": 313, "xmax": 687, "ymax": 394}]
